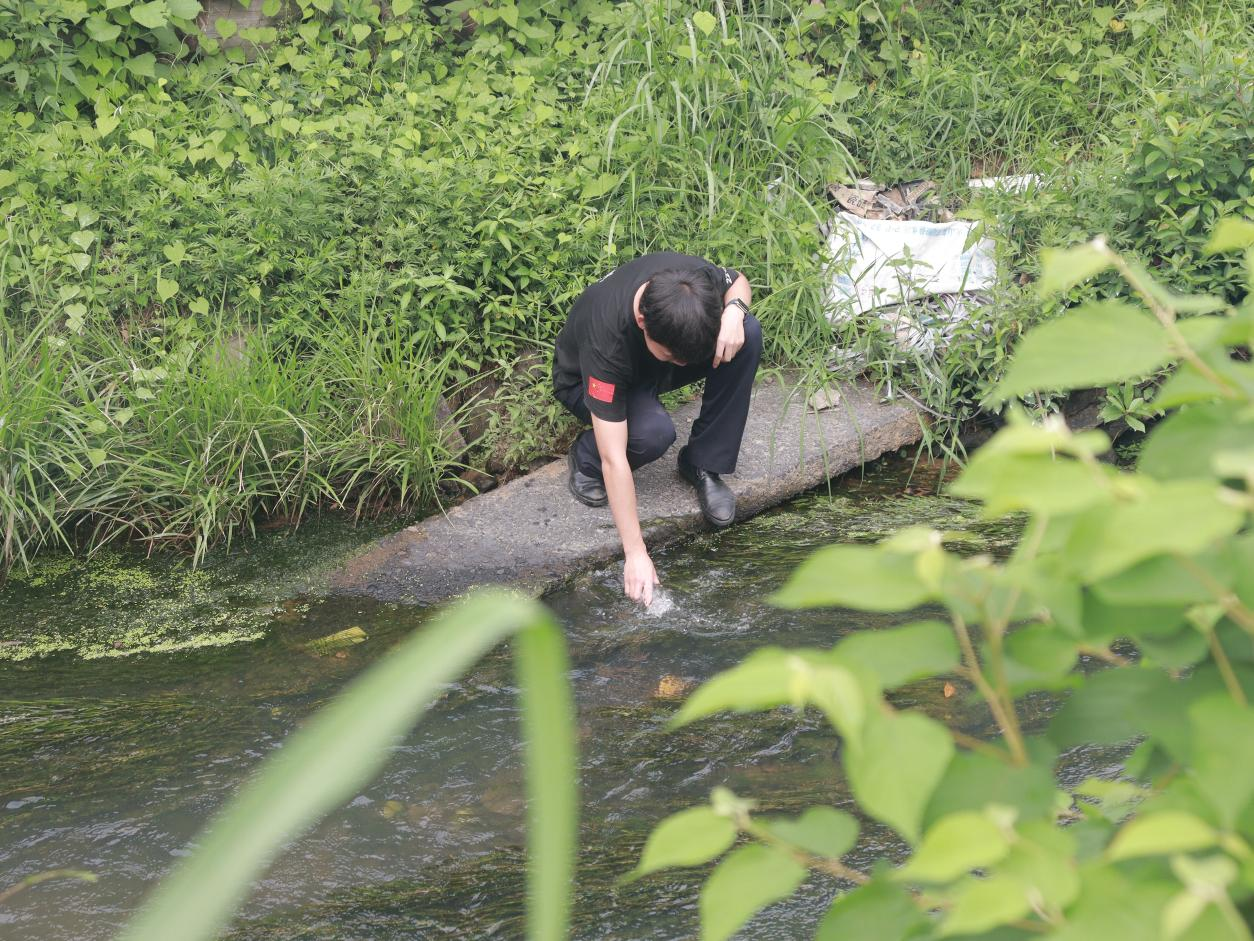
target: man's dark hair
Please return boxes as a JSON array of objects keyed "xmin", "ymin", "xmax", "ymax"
[{"xmin": 639, "ymin": 267, "xmax": 722, "ymax": 364}]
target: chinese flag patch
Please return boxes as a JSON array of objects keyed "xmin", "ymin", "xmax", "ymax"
[{"xmin": 588, "ymin": 376, "xmax": 616, "ymax": 404}]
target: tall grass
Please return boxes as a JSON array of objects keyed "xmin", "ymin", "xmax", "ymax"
[{"xmin": 0, "ymin": 311, "xmax": 454, "ymax": 578}]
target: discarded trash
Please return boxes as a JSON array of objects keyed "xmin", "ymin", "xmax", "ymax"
[
  {"xmin": 828, "ymin": 178, "xmax": 937, "ymax": 221},
  {"xmin": 966, "ymin": 174, "xmax": 1040, "ymax": 193},
  {"xmin": 303, "ymin": 626, "xmax": 367, "ymax": 655},
  {"xmin": 822, "ymin": 174, "xmax": 1014, "ymax": 361},
  {"xmin": 825, "ymin": 214, "xmax": 997, "ymax": 316}
]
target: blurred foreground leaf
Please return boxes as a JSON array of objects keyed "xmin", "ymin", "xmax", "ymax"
[{"xmin": 118, "ymin": 589, "xmax": 576, "ymax": 941}]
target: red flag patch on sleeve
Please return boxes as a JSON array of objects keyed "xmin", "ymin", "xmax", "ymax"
[{"xmin": 587, "ymin": 376, "xmax": 616, "ymax": 404}]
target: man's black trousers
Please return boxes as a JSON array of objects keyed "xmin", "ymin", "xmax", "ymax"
[{"xmin": 554, "ymin": 315, "xmax": 762, "ymax": 479}]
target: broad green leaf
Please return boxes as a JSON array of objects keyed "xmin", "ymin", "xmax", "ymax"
[
  {"xmin": 771, "ymin": 545, "xmax": 934, "ymax": 612},
  {"xmin": 1080, "ymin": 591, "xmax": 1187, "ymax": 644},
  {"xmin": 896, "ymin": 811, "xmax": 1011, "ymax": 884},
  {"xmin": 1138, "ymin": 625, "xmax": 1209, "ymax": 671},
  {"xmin": 1048, "ymin": 865, "xmax": 1175, "ymax": 940},
  {"xmin": 1205, "ymin": 217, "xmax": 1254, "ymax": 254},
  {"xmin": 1048, "ymin": 668, "xmax": 1194, "ymax": 757},
  {"xmin": 189, "ymin": 297, "xmax": 211, "ymax": 316},
  {"xmin": 1064, "ymin": 480, "xmax": 1243, "ymax": 581},
  {"xmin": 163, "ymin": 241, "xmax": 187, "ymax": 265},
  {"xmin": 939, "ymin": 874, "xmax": 1030, "ymax": 937},
  {"xmin": 671, "ymin": 649, "xmax": 866, "ymax": 741},
  {"xmin": 86, "ymin": 448, "xmax": 107, "ymax": 468},
  {"xmin": 1003, "ymin": 623, "xmax": 1078, "ymax": 692},
  {"xmin": 670, "ymin": 648, "xmax": 805, "ymax": 726},
  {"xmin": 69, "ymin": 230, "xmax": 96, "ymax": 251},
  {"xmin": 846, "ymin": 710, "xmax": 953, "ymax": 844},
  {"xmin": 761, "ymin": 807, "xmax": 858, "ymax": 859},
  {"xmin": 1035, "ymin": 241, "xmax": 1114, "ymax": 297},
  {"xmin": 95, "ymin": 113, "xmax": 119, "ymax": 138},
  {"xmin": 1189, "ymin": 696, "xmax": 1254, "ymax": 830},
  {"xmin": 1139, "ymin": 403, "xmax": 1253, "ymax": 480},
  {"xmin": 127, "ymin": 128, "xmax": 156, "ymax": 150},
  {"xmin": 1093, "ymin": 551, "xmax": 1232, "ymax": 607},
  {"xmin": 699, "ymin": 844, "xmax": 807, "ymax": 941},
  {"xmin": 796, "ymin": 658, "xmax": 867, "ymax": 741},
  {"xmin": 816, "ymin": 878, "xmax": 931, "ymax": 941},
  {"xmin": 978, "ymin": 415, "xmax": 1111, "ymax": 460},
  {"xmin": 0, "ymin": 169, "xmax": 15, "ymax": 189},
  {"xmin": 391, "ymin": 0, "xmax": 414, "ymax": 13},
  {"xmin": 834, "ymin": 620, "xmax": 959, "ymax": 689},
  {"xmin": 156, "ymin": 277, "xmax": 179, "ymax": 302},
  {"xmin": 1106, "ymin": 811, "xmax": 1217, "ymax": 861},
  {"xmin": 350, "ymin": 23, "xmax": 372, "ymax": 44},
  {"xmin": 86, "ymin": 14, "xmax": 123, "ymax": 42},
  {"xmin": 924, "ymin": 749, "xmax": 1057, "ymax": 826},
  {"xmin": 215, "ymin": 17, "xmax": 238, "ymax": 39},
  {"xmin": 950, "ymin": 450, "xmax": 1112, "ymax": 516},
  {"xmin": 998, "ymin": 822, "xmax": 1080, "ymax": 911},
  {"xmin": 127, "ymin": 53, "xmax": 157, "ymax": 77},
  {"xmin": 692, "ymin": 10, "xmax": 717, "ymax": 35},
  {"xmin": 130, "ymin": 1, "xmax": 169, "ymax": 29},
  {"xmin": 167, "ymin": 0, "xmax": 202, "ymax": 17},
  {"xmin": 1155, "ymin": 356, "xmax": 1254, "ymax": 409},
  {"xmin": 581, "ymin": 173, "xmax": 620, "ymax": 200},
  {"xmin": 627, "ymin": 806, "xmax": 736, "ymax": 881},
  {"xmin": 118, "ymin": 591, "xmax": 576, "ymax": 941},
  {"xmin": 997, "ymin": 300, "xmax": 1173, "ymax": 400}
]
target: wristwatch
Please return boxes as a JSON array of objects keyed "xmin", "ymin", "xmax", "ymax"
[{"xmin": 724, "ymin": 297, "xmax": 750, "ymax": 319}]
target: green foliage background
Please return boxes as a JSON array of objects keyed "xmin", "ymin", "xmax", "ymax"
[{"xmin": 1, "ymin": 0, "xmax": 1251, "ymax": 573}]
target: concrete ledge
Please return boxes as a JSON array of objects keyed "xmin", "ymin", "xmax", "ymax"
[{"xmin": 329, "ymin": 377, "xmax": 922, "ymax": 603}]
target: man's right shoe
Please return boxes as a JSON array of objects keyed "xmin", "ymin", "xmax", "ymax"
[
  {"xmin": 567, "ymin": 448, "xmax": 608, "ymax": 507},
  {"xmin": 677, "ymin": 446, "xmax": 736, "ymax": 528}
]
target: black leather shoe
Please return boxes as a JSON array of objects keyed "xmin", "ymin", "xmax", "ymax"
[
  {"xmin": 567, "ymin": 447, "xmax": 607, "ymax": 507},
  {"xmin": 677, "ymin": 446, "xmax": 735, "ymax": 528}
]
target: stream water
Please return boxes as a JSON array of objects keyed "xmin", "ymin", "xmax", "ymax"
[{"xmin": 0, "ymin": 460, "xmax": 1120, "ymax": 940}]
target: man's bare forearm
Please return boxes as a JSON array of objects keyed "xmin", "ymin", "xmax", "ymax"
[{"xmin": 602, "ymin": 457, "xmax": 646, "ymax": 557}]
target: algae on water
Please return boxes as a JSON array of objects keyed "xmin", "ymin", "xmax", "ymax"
[{"xmin": 0, "ymin": 512, "xmax": 404, "ymax": 661}]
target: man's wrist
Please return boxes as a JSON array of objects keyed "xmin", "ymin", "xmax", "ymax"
[{"xmin": 723, "ymin": 297, "xmax": 750, "ymax": 319}]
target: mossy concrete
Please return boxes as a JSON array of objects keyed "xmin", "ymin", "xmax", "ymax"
[{"xmin": 331, "ymin": 377, "xmax": 922, "ymax": 603}]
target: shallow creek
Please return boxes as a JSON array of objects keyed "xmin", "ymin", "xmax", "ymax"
[{"xmin": 0, "ymin": 460, "xmax": 1121, "ymax": 940}]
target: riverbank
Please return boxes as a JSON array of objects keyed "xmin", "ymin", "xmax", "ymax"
[{"xmin": 2, "ymin": 1, "xmax": 1250, "ymax": 577}]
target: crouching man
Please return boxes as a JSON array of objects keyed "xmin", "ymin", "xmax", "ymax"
[{"xmin": 552, "ymin": 252, "xmax": 761, "ymax": 605}]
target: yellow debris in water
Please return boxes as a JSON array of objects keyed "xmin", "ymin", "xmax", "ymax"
[
  {"xmin": 380, "ymin": 800, "xmax": 404, "ymax": 820},
  {"xmin": 303, "ymin": 626, "xmax": 367, "ymax": 655},
  {"xmin": 654, "ymin": 674, "xmax": 691, "ymax": 700}
]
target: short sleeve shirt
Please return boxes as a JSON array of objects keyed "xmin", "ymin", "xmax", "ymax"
[{"xmin": 551, "ymin": 252, "xmax": 740, "ymax": 422}]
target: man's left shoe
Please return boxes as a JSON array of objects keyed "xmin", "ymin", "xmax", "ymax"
[{"xmin": 677, "ymin": 446, "xmax": 736, "ymax": 528}]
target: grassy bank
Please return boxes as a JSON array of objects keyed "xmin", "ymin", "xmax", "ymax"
[{"xmin": 1, "ymin": 0, "xmax": 1251, "ymax": 575}]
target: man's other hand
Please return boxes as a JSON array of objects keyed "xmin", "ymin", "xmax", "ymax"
[
  {"xmin": 712, "ymin": 307, "xmax": 745, "ymax": 367},
  {"xmin": 624, "ymin": 549, "xmax": 660, "ymax": 606}
]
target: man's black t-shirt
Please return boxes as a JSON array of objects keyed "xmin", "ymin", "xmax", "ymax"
[{"xmin": 552, "ymin": 252, "xmax": 740, "ymax": 422}]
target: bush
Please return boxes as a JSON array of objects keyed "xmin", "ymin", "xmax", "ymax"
[{"xmin": 633, "ymin": 221, "xmax": 1254, "ymax": 940}]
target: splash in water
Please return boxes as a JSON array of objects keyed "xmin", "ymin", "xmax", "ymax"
[{"xmin": 645, "ymin": 588, "xmax": 676, "ymax": 616}]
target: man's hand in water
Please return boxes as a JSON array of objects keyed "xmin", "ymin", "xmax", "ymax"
[{"xmin": 624, "ymin": 549, "xmax": 659, "ymax": 606}]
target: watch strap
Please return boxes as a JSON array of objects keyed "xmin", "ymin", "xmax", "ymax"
[{"xmin": 724, "ymin": 297, "xmax": 750, "ymax": 318}]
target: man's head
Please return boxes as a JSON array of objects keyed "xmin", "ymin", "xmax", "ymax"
[{"xmin": 635, "ymin": 268, "xmax": 722, "ymax": 366}]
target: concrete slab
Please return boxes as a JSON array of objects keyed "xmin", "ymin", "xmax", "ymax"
[{"xmin": 329, "ymin": 377, "xmax": 922, "ymax": 603}]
